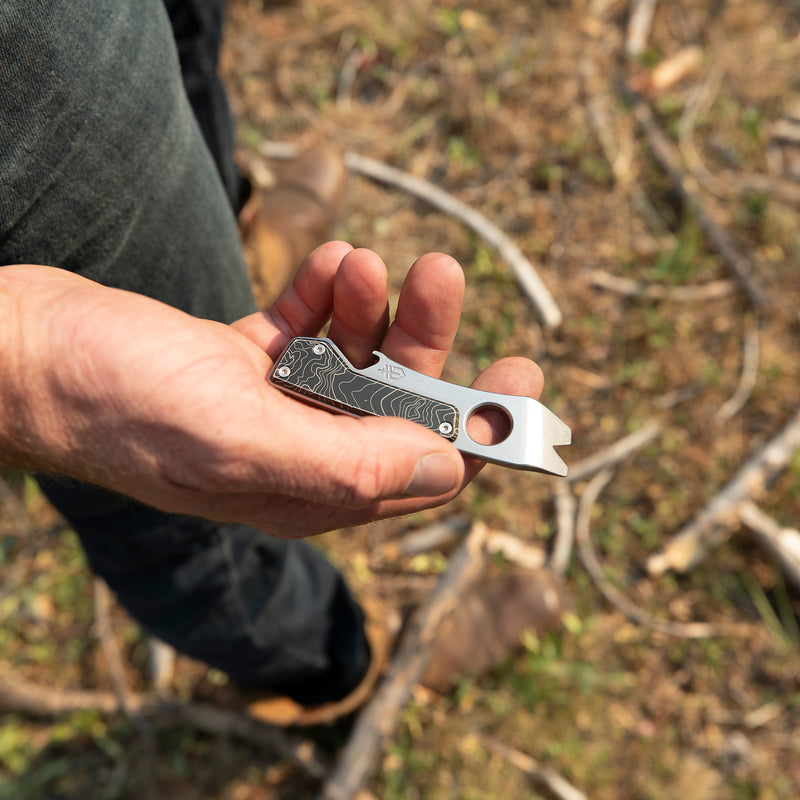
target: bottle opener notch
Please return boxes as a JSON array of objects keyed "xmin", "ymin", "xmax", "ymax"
[{"xmin": 269, "ymin": 337, "xmax": 571, "ymax": 476}]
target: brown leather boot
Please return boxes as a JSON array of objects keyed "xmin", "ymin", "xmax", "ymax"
[
  {"xmin": 420, "ymin": 567, "xmax": 564, "ymax": 694},
  {"xmin": 240, "ymin": 596, "xmax": 400, "ymax": 727},
  {"xmin": 209, "ymin": 569, "xmax": 560, "ymax": 727},
  {"xmin": 239, "ymin": 145, "xmax": 347, "ymax": 308}
]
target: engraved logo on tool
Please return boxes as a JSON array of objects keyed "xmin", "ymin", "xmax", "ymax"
[{"xmin": 378, "ymin": 363, "xmax": 405, "ymax": 381}]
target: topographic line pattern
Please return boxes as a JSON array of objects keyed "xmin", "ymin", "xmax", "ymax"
[{"xmin": 272, "ymin": 339, "xmax": 459, "ymax": 440}]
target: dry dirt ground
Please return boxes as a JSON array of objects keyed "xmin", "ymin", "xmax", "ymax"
[{"xmin": 2, "ymin": 1, "xmax": 800, "ymax": 798}]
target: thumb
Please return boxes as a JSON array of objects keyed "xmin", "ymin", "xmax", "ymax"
[{"xmin": 262, "ymin": 403, "xmax": 465, "ymax": 507}]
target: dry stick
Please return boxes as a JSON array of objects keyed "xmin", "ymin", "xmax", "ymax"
[
  {"xmin": 678, "ymin": 66, "xmax": 800, "ymax": 207},
  {"xmin": 319, "ymin": 522, "xmax": 490, "ymax": 800},
  {"xmin": 677, "ymin": 65, "xmax": 731, "ymax": 200},
  {"xmin": 93, "ymin": 578, "xmax": 158, "ymax": 786},
  {"xmin": 717, "ymin": 170, "xmax": 800, "ymax": 207},
  {"xmin": 550, "ymin": 480, "xmax": 577, "ymax": 577},
  {"xmin": 626, "ymin": 0, "xmax": 659, "ymax": 58},
  {"xmin": 485, "ymin": 530, "xmax": 547, "ymax": 570},
  {"xmin": 623, "ymin": 84, "xmax": 769, "ymax": 310},
  {"xmin": 0, "ymin": 476, "xmax": 39, "ymax": 607},
  {"xmin": 483, "ymin": 737, "xmax": 587, "ymax": 800},
  {"xmin": 739, "ymin": 501, "xmax": 800, "ymax": 590},
  {"xmin": 715, "ymin": 314, "xmax": 759, "ymax": 422},
  {"xmin": 371, "ymin": 516, "xmax": 470, "ymax": 564},
  {"xmin": 581, "ymin": 58, "xmax": 673, "ymax": 244},
  {"xmin": 648, "ymin": 409, "xmax": 800, "ymax": 576},
  {"xmin": 0, "ymin": 673, "xmax": 329, "ymax": 780},
  {"xmin": 576, "ymin": 470, "xmax": 742, "ymax": 638},
  {"xmin": 93, "ymin": 579, "xmax": 136, "ymax": 717},
  {"xmin": 258, "ymin": 141, "xmax": 564, "ymax": 329},
  {"xmin": 586, "ymin": 269, "xmax": 734, "ymax": 301},
  {"xmin": 147, "ymin": 637, "xmax": 177, "ymax": 694},
  {"xmin": 565, "ymin": 420, "xmax": 662, "ymax": 485},
  {"xmin": 344, "ymin": 151, "xmax": 563, "ymax": 328}
]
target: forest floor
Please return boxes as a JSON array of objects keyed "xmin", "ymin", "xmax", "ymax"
[{"xmin": 2, "ymin": 1, "xmax": 800, "ymax": 798}]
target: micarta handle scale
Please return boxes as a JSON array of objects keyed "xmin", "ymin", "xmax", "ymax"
[{"xmin": 269, "ymin": 337, "xmax": 571, "ymax": 476}]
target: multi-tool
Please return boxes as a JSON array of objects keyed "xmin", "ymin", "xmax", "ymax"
[{"xmin": 269, "ymin": 337, "xmax": 571, "ymax": 476}]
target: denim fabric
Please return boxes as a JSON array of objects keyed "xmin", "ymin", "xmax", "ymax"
[{"xmin": 0, "ymin": 0, "xmax": 368, "ymax": 703}]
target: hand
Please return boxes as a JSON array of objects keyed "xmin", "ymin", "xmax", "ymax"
[{"xmin": 0, "ymin": 244, "xmax": 543, "ymax": 537}]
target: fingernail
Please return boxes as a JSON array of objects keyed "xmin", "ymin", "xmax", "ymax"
[{"xmin": 405, "ymin": 453, "xmax": 459, "ymax": 497}]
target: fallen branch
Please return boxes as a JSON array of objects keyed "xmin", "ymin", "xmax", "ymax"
[
  {"xmin": 626, "ymin": 0, "xmax": 659, "ymax": 58},
  {"xmin": 565, "ymin": 420, "xmax": 662, "ymax": 485},
  {"xmin": 147, "ymin": 637, "xmax": 177, "ymax": 694},
  {"xmin": 587, "ymin": 269, "xmax": 734, "ymax": 301},
  {"xmin": 259, "ymin": 141, "xmax": 564, "ymax": 329},
  {"xmin": 371, "ymin": 517, "xmax": 469, "ymax": 564},
  {"xmin": 483, "ymin": 737, "xmax": 587, "ymax": 800},
  {"xmin": 580, "ymin": 57, "xmax": 673, "ymax": 241},
  {"xmin": 550, "ymin": 480, "xmax": 577, "ymax": 577},
  {"xmin": 650, "ymin": 46, "xmax": 704, "ymax": 92},
  {"xmin": 0, "ymin": 673, "xmax": 329, "ymax": 780},
  {"xmin": 715, "ymin": 314, "xmax": 759, "ymax": 421},
  {"xmin": 648, "ymin": 409, "xmax": 800, "ymax": 576},
  {"xmin": 485, "ymin": 530, "xmax": 547, "ymax": 571},
  {"xmin": 319, "ymin": 522, "xmax": 490, "ymax": 800},
  {"xmin": 93, "ymin": 579, "xmax": 137, "ymax": 718},
  {"xmin": 717, "ymin": 170, "xmax": 800, "ymax": 207},
  {"xmin": 622, "ymin": 83, "xmax": 769, "ymax": 310},
  {"xmin": 677, "ymin": 65, "xmax": 732, "ymax": 200},
  {"xmin": 576, "ymin": 470, "xmax": 744, "ymax": 638},
  {"xmin": 739, "ymin": 501, "xmax": 800, "ymax": 590},
  {"xmin": 93, "ymin": 578, "xmax": 158, "ymax": 787}
]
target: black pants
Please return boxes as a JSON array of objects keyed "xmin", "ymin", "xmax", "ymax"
[{"xmin": 0, "ymin": 0, "xmax": 368, "ymax": 705}]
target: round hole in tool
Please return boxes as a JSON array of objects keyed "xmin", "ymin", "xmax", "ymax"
[{"xmin": 466, "ymin": 403, "xmax": 513, "ymax": 446}]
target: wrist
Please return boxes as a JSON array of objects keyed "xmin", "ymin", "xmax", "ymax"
[{"xmin": 0, "ymin": 265, "xmax": 88, "ymax": 473}]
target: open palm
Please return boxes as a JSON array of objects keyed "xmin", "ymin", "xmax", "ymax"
[{"xmin": 1, "ymin": 243, "xmax": 543, "ymax": 538}]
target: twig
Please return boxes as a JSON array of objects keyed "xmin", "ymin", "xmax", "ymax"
[
  {"xmin": 483, "ymin": 737, "xmax": 587, "ymax": 800},
  {"xmin": 576, "ymin": 470, "xmax": 743, "ymax": 638},
  {"xmin": 739, "ymin": 501, "xmax": 800, "ymax": 590},
  {"xmin": 550, "ymin": 480, "xmax": 577, "ymax": 577},
  {"xmin": 626, "ymin": 0, "xmax": 659, "ymax": 58},
  {"xmin": 648, "ymin": 409, "xmax": 800, "ymax": 576},
  {"xmin": 0, "ymin": 673, "xmax": 329, "ymax": 780},
  {"xmin": 715, "ymin": 314, "xmax": 759, "ymax": 421},
  {"xmin": 650, "ymin": 46, "xmax": 704, "ymax": 92},
  {"xmin": 622, "ymin": 83, "xmax": 769, "ymax": 310},
  {"xmin": 708, "ymin": 699, "xmax": 784, "ymax": 729},
  {"xmin": 485, "ymin": 530, "xmax": 547, "ymax": 570},
  {"xmin": 587, "ymin": 269, "xmax": 734, "ymax": 301},
  {"xmin": 93, "ymin": 579, "xmax": 135, "ymax": 717},
  {"xmin": 319, "ymin": 522, "xmax": 490, "ymax": 800},
  {"xmin": 717, "ymin": 170, "xmax": 800, "ymax": 207},
  {"xmin": 259, "ymin": 141, "xmax": 564, "ymax": 329},
  {"xmin": 93, "ymin": 579, "xmax": 158, "ymax": 783},
  {"xmin": 580, "ymin": 57, "xmax": 673, "ymax": 241},
  {"xmin": 0, "ymin": 475, "xmax": 39, "ymax": 608},
  {"xmin": 371, "ymin": 517, "xmax": 470, "ymax": 564},
  {"xmin": 678, "ymin": 65, "xmax": 731, "ymax": 200},
  {"xmin": 147, "ymin": 637, "xmax": 177, "ymax": 694},
  {"xmin": 565, "ymin": 420, "xmax": 662, "ymax": 485}
]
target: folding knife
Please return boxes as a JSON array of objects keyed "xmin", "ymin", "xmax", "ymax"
[{"xmin": 269, "ymin": 337, "xmax": 571, "ymax": 476}]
